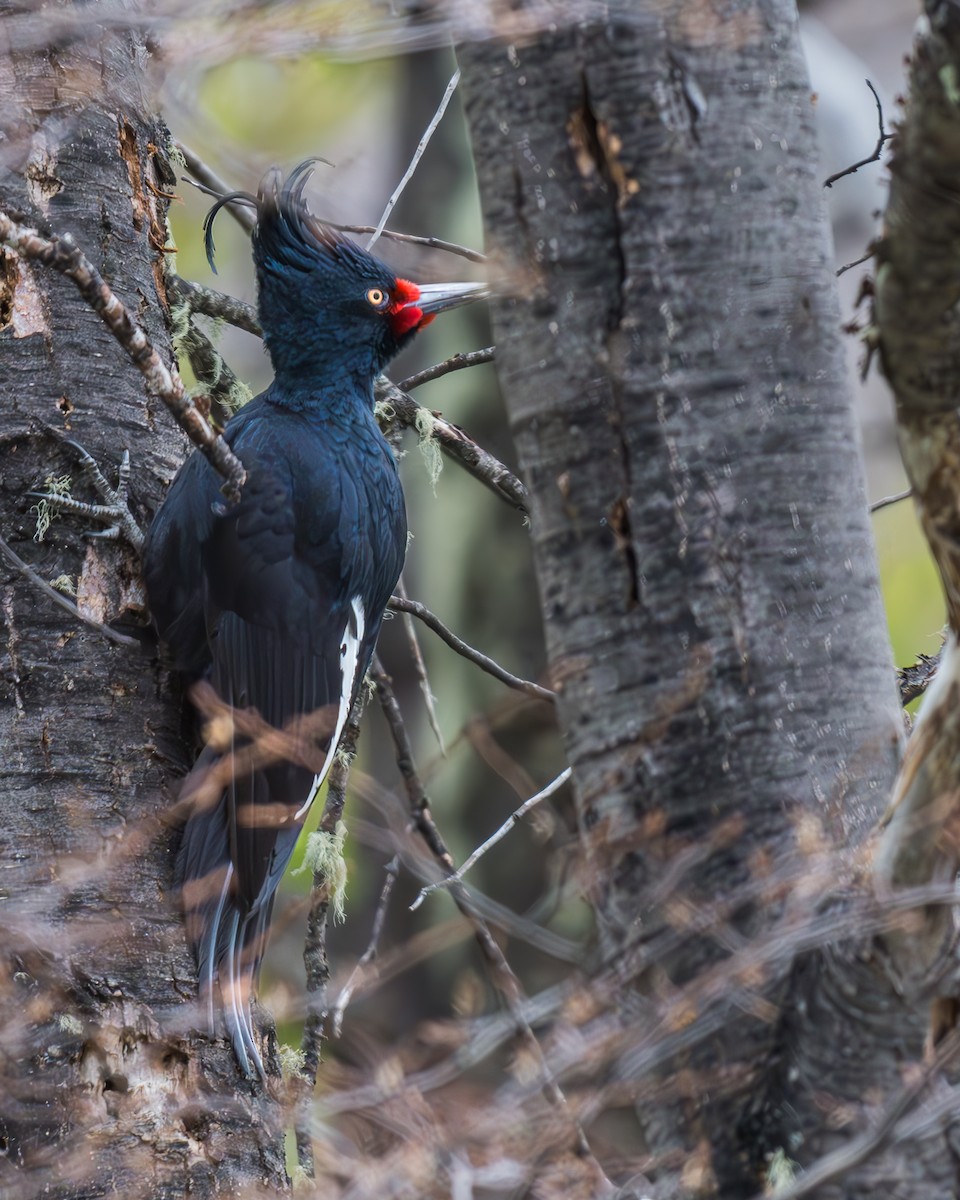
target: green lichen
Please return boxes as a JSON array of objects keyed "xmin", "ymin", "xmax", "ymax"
[
  {"xmin": 941, "ymin": 64, "xmax": 960, "ymax": 107},
  {"xmin": 414, "ymin": 406, "xmax": 443, "ymax": 493},
  {"xmin": 765, "ymin": 1148, "xmax": 799, "ymax": 1192},
  {"xmin": 49, "ymin": 574, "xmax": 76, "ymax": 595},
  {"xmin": 374, "ymin": 398, "xmax": 396, "ymax": 426},
  {"xmin": 278, "ymin": 1042, "xmax": 306, "ymax": 1077},
  {"xmin": 32, "ymin": 473, "xmax": 72, "ymax": 542},
  {"xmin": 292, "ymin": 820, "xmax": 348, "ymax": 922},
  {"xmin": 226, "ymin": 378, "xmax": 253, "ymax": 412}
]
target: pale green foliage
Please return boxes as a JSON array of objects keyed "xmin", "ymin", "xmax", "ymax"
[
  {"xmin": 48, "ymin": 574, "xmax": 76, "ymax": 595},
  {"xmin": 414, "ymin": 406, "xmax": 442, "ymax": 493},
  {"xmin": 278, "ymin": 1042, "xmax": 306, "ymax": 1077},
  {"xmin": 167, "ymin": 138, "xmax": 187, "ymax": 172},
  {"xmin": 227, "ymin": 378, "xmax": 254, "ymax": 411},
  {"xmin": 765, "ymin": 1148, "xmax": 799, "ymax": 1193},
  {"xmin": 292, "ymin": 820, "xmax": 348, "ymax": 922},
  {"xmin": 32, "ymin": 473, "xmax": 71, "ymax": 542},
  {"xmin": 373, "ymin": 398, "xmax": 395, "ymax": 425}
]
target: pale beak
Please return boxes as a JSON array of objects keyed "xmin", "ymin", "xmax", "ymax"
[{"xmin": 413, "ymin": 281, "xmax": 489, "ymax": 316}]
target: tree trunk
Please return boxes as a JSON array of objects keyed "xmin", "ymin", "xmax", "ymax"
[
  {"xmin": 0, "ymin": 17, "xmax": 286, "ymax": 1199},
  {"xmin": 460, "ymin": 5, "xmax": 944, "ymax": 1194}
]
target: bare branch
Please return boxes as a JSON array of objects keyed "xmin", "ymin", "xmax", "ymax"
[
  {"xmin": 836, "ymin": 247, "xmax": 875, "ymax": 278},
  {"xmin": 0, "ymin": 534, "xmax": 140, "ymax": 649},
  {"xmin": 376, "ymin": 377, "xmax": 529, "ymax": 515},
  {"xmin": 410, "ymin": 767, "xmax": 571, "ymax": 911},
  {"xmin": 0, "ymin": 212, "xmax": 246, "ymax": 504},
  {"xmin": 388, "ymin": 593, "xmax": 554, "ymax": 703},
  {"xmin": 331, "ymin": 856, "xmax": 400, "ymax": 1037},
  {"xmin": 869, "ymin": 486, "xmax": 912, "ymax": 513},
  {"xmin": 398, "ymin": 346, "xmax": 495, "ymax": 391},
  {"xmin": 329, "ymin": 222, "xmax": 486, "ymax": 263},
  {"xmin": 175, "ymin": 141, "xmax": 256, "ymax": 233},
  {"xmin": 395, "ymin": 574, "xmax": 445, "ymax": 752},
  {"xmin": 295, "ymin": 693, "xmax": 364, "ymax": 1178},
  {"xmin": 823, "ymin": 79, "xmax": 890, "ymax": 189},
  {"xmin": 367, "ymin": 67, "xmax": 461, "ymax": 249},
  {"xmin": 172, "ymin": 275, "xmax": 262, "ymax": 335},
  {"xmin": 371, "ymin": 660, "xmax": 606, "ymax": 1173}
]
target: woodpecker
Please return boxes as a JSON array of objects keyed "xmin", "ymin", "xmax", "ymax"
[{"xmin": 144, "ymin": 164, "xmax": 484, "ymax": 1077}]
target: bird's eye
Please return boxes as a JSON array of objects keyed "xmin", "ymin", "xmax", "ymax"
[{"xmin": 366, "ymin": 287, "xmax": 389, "ymax": 309}]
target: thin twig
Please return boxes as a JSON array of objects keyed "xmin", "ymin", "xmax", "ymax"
[
  {"xmin": 172, "ymin": 276, "xmax": 262, "ymax": 335},
  {"xmin": 870, "ymin": 486, "xmax": 912, "ymax": 513},
  {"xmin": 371, "ymin": 660, "xmax": 605, "ymax": 1173},
  {"xmin": 331, "ymin": 856, "xmax": 400, "ymax": 1037},
  {"xmin": 367, "ymin": 67, "xmax": 461, "ymax": 249},
  {"xmin": 175, "ymin": 140, "xmax": 485, "ymax": 264},
  {"xmin": 164, "ymin": 278, "xmax": 247, "ymax": 418},
  {"xmin": 399, "ymin": 346, "xmax": 495, "ymax": 391},
  {"xmin": 295, "ymin": 693, "xmax": 364, "ymax": 1178},
  {"xmin": 376, "ymin": 378, "xmax": 529, "ymax": 515},
  {"xmin": 0, "ymin": 213, "xmax": 246, "ymax": 504},
  {"xmin": 388, "ymin": 594, "xmax": 553, "ymax": 703},
  {"xmin": 0, "ymin": 535, "xmax": 140, "ymax": 648},
  {"xmin": 329, "ymin": 222, "xmax": 486, "ymax": 263},
  {"xmin": 176, "ymin": 141, "xmax": 256, "ymax": 233},
  {"xmin": 411, "ymin": 767, "xmax": 571, "ymax": 911},
  {"xmin": 824, "ymin": 80, "xmax": 891, "ymax": 189},
  {"xmin": 395, "ymin": 574, "xmax": 445, "ymax": 753},
  {"xmin": 836, "ymin": 248, "xmax": 874, "ymax": 278}
]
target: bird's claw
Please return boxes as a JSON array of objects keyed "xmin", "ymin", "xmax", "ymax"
[{"xmin": 30, "ymin": 445, "xmax": 144, "ymax": 553}]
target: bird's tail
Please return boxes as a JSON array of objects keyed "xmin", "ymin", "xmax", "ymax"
[{"xmin": 175, "ymin": 754, "xmax": 277, "ymax": 1079}]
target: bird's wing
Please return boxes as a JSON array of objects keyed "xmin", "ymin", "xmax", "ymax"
[
  {"xmin": 143, "ymin": 450, "xmax": 220, "ymax": 674},
  {"xmin": 199, "ymin": 419, "xmax": 357, "ymax": 911}
]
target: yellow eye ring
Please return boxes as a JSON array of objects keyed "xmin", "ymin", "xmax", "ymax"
[{"xmin": 366, "ymin": 287, "xmax": 388, "ymax": 309}]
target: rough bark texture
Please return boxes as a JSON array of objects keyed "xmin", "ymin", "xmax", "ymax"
[
  {"xmin": 0, "ymin": 16, "xmax": 286, "ymax": 1199},
  {"xmin": 460, "ymin": 4, "xmax": 944, "ymax": 1194}
]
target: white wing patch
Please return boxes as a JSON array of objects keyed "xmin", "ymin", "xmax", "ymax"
[{"xmin": 296, "ymin": 595, "xmax": 366, "ymax": 820}]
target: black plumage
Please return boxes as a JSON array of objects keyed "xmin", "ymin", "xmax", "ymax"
[{"xmin": 145, "ymin": 164, "xmax": 483, "ymax": 1076}]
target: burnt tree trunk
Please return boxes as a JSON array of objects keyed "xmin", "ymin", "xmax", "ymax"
[
  {"xmin": 461, "ymin": 6, "xmax": 952, "ymax": 1196},
  {"xmin": 0, "ymin": 16, "xmax": 286, "ymax": 1199}
]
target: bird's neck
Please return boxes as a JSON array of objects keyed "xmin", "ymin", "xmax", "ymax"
[{"xmin": 266, "ymin": 362, "xmax": 377, "ymax": 415}]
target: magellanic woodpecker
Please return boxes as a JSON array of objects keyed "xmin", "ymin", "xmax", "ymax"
[{"xmin": 144, "ymin": 163, "xmax": 486, "ymax": 1077}]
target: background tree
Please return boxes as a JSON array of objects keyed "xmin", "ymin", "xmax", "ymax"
[{"xmin": 1, "ymin": 2, "xmax": 955, "ymax": 1198}]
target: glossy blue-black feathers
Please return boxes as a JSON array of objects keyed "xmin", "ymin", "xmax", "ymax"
[{"xmin": 145, "ymin": 165, "xmax": 409, "ymax": 1077}]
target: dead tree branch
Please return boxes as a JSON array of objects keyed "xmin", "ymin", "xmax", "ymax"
[
  {"xmin": 0, "ymin": 534, "xmax": 139, "ymax": 648},
  {"xmin": 376, "ymin": 378, "xmax": 528, "ymax": 514},
  {"xmin": 370, "ymin": 659, "xmax": 605, "ymax": 1173},
  {"xmin": 399, "ymin": 346, "xmax": 495, "ymax": 391},
  {"xmin": 367, "ymin": 67, "xmax": 461, "ymax": 248},
  {"xmin": 410, "ymin": 766, "xmax": 571, "ymax": 910},
  {"xmin": 824, "ymin": 79, "xmax": 890, "ymax": 188},
  {"xmin": 330, "ymin": 856, "xmax": 400, "ymax": 1037},
  {"xmin": 0, "ymin": 212, "xmax": 246, "ymax": 503},
  {"xmin": 387, "ymin": 593, "xmax": 552, "ymax": 702}
]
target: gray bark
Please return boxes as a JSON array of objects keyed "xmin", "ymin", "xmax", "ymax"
[
  {"xmin": 0, "ymin": 17, "xmax": 286, "ymax": 1199},
  {"xmin": 460, "ymin": 4, "xmax": 950, "ymax": 1195}
]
